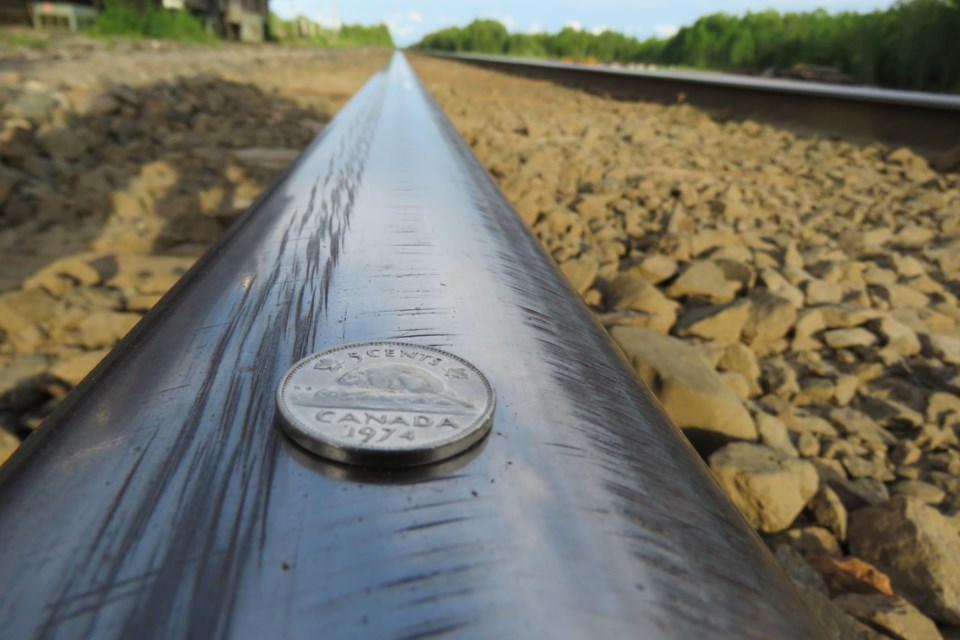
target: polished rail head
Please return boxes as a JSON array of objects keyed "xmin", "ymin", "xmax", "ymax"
[{"xmin": 0, "ymin": 52, "xmax": 829, "ymax": 638}]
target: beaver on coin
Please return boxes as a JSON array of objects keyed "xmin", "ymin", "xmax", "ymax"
[{"xmin": 338, "ymin": 364, "xmax": 446, "ymax": 394}]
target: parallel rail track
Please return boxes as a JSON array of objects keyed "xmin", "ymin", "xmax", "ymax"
[
  {"xmin": 0, "ymin": 52, "xmax": 830, "ymax": 638},
  {"xmin": 423, "ymin": 51, "xmax": 960, "ymax": 160}
]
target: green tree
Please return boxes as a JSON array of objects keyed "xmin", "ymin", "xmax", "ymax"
[
  {"xmin": 462, "ymin": 19, "xmax": 509, "ymax": 53},
  {"xmin": 507, "ymin": 33, "xmax": 547, "ymax": 57},
  {"xmin": 729, "ymin": 31, "xmax": 756, "ymax": 68},
  {"xmin": 412, "ymin": 1, "xmax": 960, "ymax": 93}
]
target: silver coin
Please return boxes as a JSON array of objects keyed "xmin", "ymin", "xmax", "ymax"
[{"xmin": 276, "ymin": 341, "xmax": 495, "ymax": 467}]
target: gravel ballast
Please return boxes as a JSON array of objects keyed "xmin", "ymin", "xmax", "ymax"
[{"xmin": 0, "ymin": 41, "xmax": 958, "ymax": 638}]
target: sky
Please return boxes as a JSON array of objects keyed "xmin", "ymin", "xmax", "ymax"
[{"xmin": 269, "ymin": 0, "xmax": 895, "ymax": 46}]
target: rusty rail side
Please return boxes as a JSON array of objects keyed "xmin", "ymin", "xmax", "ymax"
[{"xmin": 420, "ymin": 51, "xmax": 960, "ymax": 159}]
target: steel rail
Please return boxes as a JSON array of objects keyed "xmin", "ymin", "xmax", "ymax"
[
  {"xmin": 0, "ymin": 52, "xmax": 827, "ymax": 638},
  {"xmin": 420, "ymin": 51, "xmax": 960, "ymax": 158}
]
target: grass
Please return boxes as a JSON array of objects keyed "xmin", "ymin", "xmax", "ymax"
[
  {"xmin": 85, "ymin": 0, "xmax": 216, "ymax": 43},
  {"xmin": 0, "ymin": 32, "xmax": 49, "ymax": 48}
]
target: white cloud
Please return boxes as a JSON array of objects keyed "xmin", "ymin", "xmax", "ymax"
[
  {"xmin": 491, "ymin": 13, "xmax": 515, "ymax": 30},
  {"xmin": 317, "ymin": 15, "xmax": 342, "ymax": 29},
  {"xmin": 654, "ymin": 24, "xmax": 679, "ymax": 37},
  {"xmin": 385, "ymin": 11, "xmax": 425, "ymax": 40},
  {"xmin": 590, "ymin": 25, "xmax": 610, "ymax": 35},
  {"xmin": 528, "ymin": 21, "xmax": 543, "ymax": 34},
  {"xmin": 387, "ymin": 18, "xmax": 414, "ymax": 37},
  {"xmin": 564, "ymin": 19, "xmax": 583, "ymax": 30}
]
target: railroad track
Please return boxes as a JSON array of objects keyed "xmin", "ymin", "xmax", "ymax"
[
  {"xmin": 0, "ymin": 52, "xmax": 833, "ymax": 638},
  {"xmin": 421, "ymin": 51, "xmax": 960, "ymax": 162}
]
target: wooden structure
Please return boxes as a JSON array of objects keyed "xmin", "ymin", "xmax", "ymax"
[
  {"xmin": 0, "ymin": 0, "xmax": 268, "ymax": 42},
  {"xmin": 184, "ymin": 0, "xmax": 268, "ymax": 42},
  {"xmin": 0, "ymin": 0, "xmax": 31, "ymax": 24},
  {"xmin": 0, "ymin": 0, "xmax": 97, "ymax": 27}
]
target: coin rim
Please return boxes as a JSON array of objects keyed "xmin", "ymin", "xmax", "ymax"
[{"xmin": 276, "ymin": 341, "xmax": 495, "ymax": 467}]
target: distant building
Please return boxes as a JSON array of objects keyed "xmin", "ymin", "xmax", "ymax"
[
  {"xmin": 183, "ymin": 0, "xmax": 268, "ymax": 42},
  {"xmin": 0, "ymin": 0, "xmax": 96, "ymax": 29},
  {"xmin": 0, "ymin": 0, "xmax": 269, "ymax": 42}
]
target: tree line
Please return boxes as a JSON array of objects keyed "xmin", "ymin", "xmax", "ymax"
[
  {"xmin": 85, "ymin": 0, "xmax": 394, "ymax": 47},
  {"xmin": 269, "ymin": 15, "xmax": 394, "ymax": 48},
  {"xmin": 412, "ymin": 1, "xmax": 960, "ymax": 94}
]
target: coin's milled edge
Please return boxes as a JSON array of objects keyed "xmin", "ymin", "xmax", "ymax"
[{"xmin": 275, "ymin": 341, "xmax": 495, "ymax": 467}]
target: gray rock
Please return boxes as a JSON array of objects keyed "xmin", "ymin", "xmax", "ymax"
[
  {"xmin": 22, "ymin": 252, "xmax": 116, "ymax": 296},
  {"xmin": 834, "ymin": 594, "xmax": 943, "ymax": 640},
  {"xmin": 719, "ymin": 370, "xmax": 751, "ymax": 398},
  {"xmin": 890, "ymin": 440, "xmax": 923, "ymax": 466},
  {"xmin": 0, "ymin": 288, "xmax": 57, "ymax": 335},
  {"xmin": 673, "ymin": 298, "xmax": 751, "ymax": 346},
  {"xmin": 871, "ymin": 315, "xmax": 922, "ymax": 358},
  {"xmin": 758, "ymin": 268, "xmax": 805, "ymax": 308},
  {"xmin": 713, "ymin": 258, "xmax": 756, "ymax": 291},
  {"xmin": 793, "ymin": 308, "xmax": 827, "ymax": 351},
  {"xmin": 810, "ymin": 486, "xmax": 848, "ymax": 541},
  {"xmin": 760, "ymin": 357, "xmax": 799, "ymax": 398},
  {"xmin": 231, "ymin": 147, "xmax": 300, "ymax": 170},
  {"xmin": 787, "ymin": 411, "xmax": 839, "ymax": 437},
  {"xmin": 812, "ymin": 459, "xmax": 888, "ymax": 511},
  {"xmin": 742, "ymin": 290, "xmax": 797, "ymax": 347},
  {"xmin": 0, "ymin": 427, "xmax": 20, "ymax": 465},
  {"xmin": 926, "ymin": 392, "xmax": 960, "ymax": 426},
  {"xmin": 690, "ymin": 228, "xmax": 742, "ymax": 257},
  {"xmin": 8, "ymin": 90, "xmax": 60, "ymax": 121},
  {"xmin": 859, "ymin": 396, "xmax": 925, "ymax": 430},
  {"xmin": 849, "ymin": 497, "xmax": 960, "ymax": 625},
  {"xmin": 611, "ymin": 326, "xmax": 757, "ymax": 448},
  {"xmin": 633, "ymin": 255, "xmax": 677, "ymax": 284},
  {"xmin": 916, "ymin": 423, "xmax": 959, "ymax": 452},
  {"xmin": 827, "ymin": 407, "xmax": 896, "ymax": 446},
  {"xmin": 755, "ymin": 412, "xmax": 798, "ymax": 457},
  {"xmin": 891, "ymin": 481, "xmax": 945, "ymax": 506},
  {"xmin": 842, "ymin": 455, "xmax": 895, "ymax": 482},
  {"xmin": 62, "ymin": 311, "xmax": 141, "ymax": 349},
  {"xmin": 927, "ymin": 333, "xmax": 960, "ymax": 365},
  {"xmin": 822, "ymin": 328, "xmax": 878, "ymax": 349},
  {"xmin": 718, "ymin": 343, "xmax": 762, "ymax": 396},
  {"xmin": 558, "ymin": 256, "xmax": 599, "ymax": 295},
  {"xmin": 834, "ymin": 375, "xmax": 860, "ymax": 406},
  {"xmin": 796, "ymin": 431, "xmax": 820, "ymax": 458},
  {"xmin": 805, "ymin": 278, "xmax": 845, "ymax": 305},
  {"xmin": 768, "ymin": 526, "xmax": 842, "ymax": 557},
  {"xmin": 48, "ymin": 349, "xmax": 110, "ymax": 387},
  {"xmin": 605, "ymin": 274, "xmax": 677, "ymax": 333},
  {"xmin": 871, "ymin": 282, "xmax": 930, "ymax": 309},
  {"xmin": 106, "ymin": 254, "xmax": 195, "ymax": 295},
  {"xmin": 820, "ymin": 305, "xmax": 883, "ymax": 329},
  {"xmin": 0, "ymin": 288, "xmax": 56, "ymax": 352},
  {"xmin": 795, "ymin": 376, "xmax": 835, "ymax": 405},
  {"xmin": 771, "ymin": 543, "xmax": 829, "ymax": 596},
  {"xmin": 38, "ymin": 127, "xmax": 86, "ymax": 161},
  {"xmin": 929, "ymin": 472, "xmax": 960, "ymax": 511},
  {"xmin": 0, "ymin": 355, "xmax": 48, "ymax": 409},
  {"xmin": 709, "ymin": 442, "xmax": 818, "ymax": 533},
  {"xmin": 665, "ymin": 260, "xmax": 740, "ymax": 303}
]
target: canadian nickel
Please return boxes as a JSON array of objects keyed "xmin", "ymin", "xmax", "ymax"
[{"xmin": 276, "ymin": 341, "xmax": 495, "ymax": 467}]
